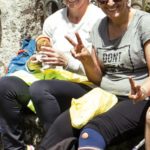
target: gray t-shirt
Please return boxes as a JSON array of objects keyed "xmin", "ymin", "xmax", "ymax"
[{"xmin": 91, "ymin": 10, "xmax": 150, "ymax": 96}]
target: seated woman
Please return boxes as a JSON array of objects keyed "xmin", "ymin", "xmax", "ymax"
[
  {"xmin": 0, "ymin": 0, "xmax": 105, "ymax": 149},
  {"xmin": 33, "ymin": 0, "xmax": 150, "ymax": 149}
]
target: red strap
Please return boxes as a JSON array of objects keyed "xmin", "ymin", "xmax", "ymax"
[{"xmin": 17, "ymin": 49, "xmax": 26, "ymax": 55}]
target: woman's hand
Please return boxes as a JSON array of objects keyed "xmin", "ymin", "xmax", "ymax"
[
  {"xmin": 65, "ymin": 32, "xmax": 91, "ymax": 63},
  {"xmin": 39, "ymin": 46, "xmax": 68, "ymax": 68},
  {"xmin": 128, "ymin": 77, "xmax": 148, "ymax": 102}
]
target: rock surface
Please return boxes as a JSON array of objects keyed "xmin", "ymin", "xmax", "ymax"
[{"xmin": 0, "ymin": 0, "xmax": 42, "ymax": 67}]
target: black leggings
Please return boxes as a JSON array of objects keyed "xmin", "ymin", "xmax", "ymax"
[
  {"xmin": 0, "ymin": 76, "xmax": 30, "ymax": 150},
  {"xmin": 0, "ymin": 77, "xmax": 91, "ymax": 150},
  {"xmin": 30, "ymin": 79, "xmax": 92, "ymax": 131},
  {"xmin": 39, "ymin": 97, "xmax": 150, "ymax": 150},
  {"xmin": 39, "ymin": 110, "xmax": 76, "ymax": 150}
]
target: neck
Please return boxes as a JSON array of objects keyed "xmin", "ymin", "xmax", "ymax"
[{"xmin": 67, "ymin": 2, "xmax": 89, "ymax": 24}]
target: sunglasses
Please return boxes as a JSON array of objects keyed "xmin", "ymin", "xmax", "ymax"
[{"xmin": 97, "ymin": 0, "xmax": 122, "ymax": 5}]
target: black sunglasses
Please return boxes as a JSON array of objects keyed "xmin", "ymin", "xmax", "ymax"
[{"xmin": 97, "ymin": 0, "xmax": 122, "ymax": 5}]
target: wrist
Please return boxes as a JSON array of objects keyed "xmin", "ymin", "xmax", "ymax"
[{"xmin": 141, "ymin": 87, "xmax": 149, "ymax": 101}]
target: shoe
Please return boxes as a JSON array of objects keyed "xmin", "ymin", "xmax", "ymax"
[{"xmin": 27, "ymin": 145, "xmax": 35, "ymax": 150}]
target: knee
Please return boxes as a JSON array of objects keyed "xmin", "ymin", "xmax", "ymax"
[
  {"xmin": 0, "ymin": 77, "xmax": 13, "ymax": 92},
  {"xmin": 0, "ymin": 76, "xmax": 21, "ymax": 97},
  {"xmin": 30, "ymin": 81, "xmax": 41, "ymax": 94},
  {"xmin": 78, "ymin": 128, "xmax": 106, "ymax": 150},
  {"xmin": 30, "ymin": 81, "xmax": 45, "ymax": 102}
]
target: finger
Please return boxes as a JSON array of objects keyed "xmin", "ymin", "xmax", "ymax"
[
  {"xmin": 43, "ymin": 58, "xmax": 64, "ymax": 66},
  {"xmin": 65, "ymin": 36, "xmax": 76, "ymax": 47},
  {"xmin": 42, "ymin": 57, "xmax": 57, "ymax": 62},
  {"xmin": 39, "ymin": 48, "xmax": 57, "ymax": 57},
  {"xmin": 129, "ymin": 77, "xmax": 136, "ymax": 92},
  {"xmin": 70, "ymin": 49, "xmax": 76, "ymax": 58},
  {"xmin": 136, "ymin": 86, "xmax": 142, "ymax": 96},
  {"xmin": 75, "ymin": 32, "xmax": 83, "ymax": 45},
  {"xmin": 128, "ymin": 92, "xmax": 136, "ymax": 99},
  {"xmin": 40, "ymin": 46, "xmax": 55, "ymax": 52}
]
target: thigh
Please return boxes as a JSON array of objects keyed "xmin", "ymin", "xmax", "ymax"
[
  {"xmin": 30, "ymin": 79, "xmax": 92, "ymax": 111},
  {"xmin": 85, "ymin": 99, "xmax": 150, "ymax": 145}
]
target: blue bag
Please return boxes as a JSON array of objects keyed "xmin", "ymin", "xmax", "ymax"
[{"xmin": 7, "ymin": 37, "xmax": 36, "ymax": 74}]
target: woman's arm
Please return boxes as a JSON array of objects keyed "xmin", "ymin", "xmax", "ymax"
[
  {"xmin": 81, "ymin": 47, "xmax": 103, "ymax": 85},
  {"xmin": 65, "ymin": 32, "xmax": 103, "ymax": 85}
]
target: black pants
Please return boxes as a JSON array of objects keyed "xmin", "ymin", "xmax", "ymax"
[
  {"xmin": 30, "ymin": 79, "xmax": 92, "ymax": 131},
  {"xmin": 0, "ymin": 76, "xmax": 30, "ymax": 150},
  {"xmin": 0, "ymin": 77, "xmax": 91, "ymax": 150},
  {"xmin": 39, "ymin": 96, "xmax": 150, "ymax": 150}
]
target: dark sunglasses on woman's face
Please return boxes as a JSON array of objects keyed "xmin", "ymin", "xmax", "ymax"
[{"xmin": 97, "ymin": 0, "xmax": 122, "ymax": 5}]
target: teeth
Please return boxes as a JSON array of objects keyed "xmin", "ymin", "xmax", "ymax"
[
  {"xmin": 68, "ymin": 0, "xmax": 76, "ymax": 3},
  {"xmin": 108, "ymin": 8, "xmax": 116, "ymax": 11}
]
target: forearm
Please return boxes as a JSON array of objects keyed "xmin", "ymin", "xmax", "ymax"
[{"xmin": 82, "ymin": 58, "xmax": 103, "ymax": 86}]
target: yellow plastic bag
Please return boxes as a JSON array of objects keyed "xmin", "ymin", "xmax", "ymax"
[{"xmin": 69, "ymin": 87, "xmax": 118, "ymax": 129}]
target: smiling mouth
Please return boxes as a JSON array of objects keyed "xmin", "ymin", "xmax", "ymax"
[
  {"xmin": 68, "ymin": 0, "xmax": 77, "ymax": 3},
  {"xmin": 108, "ymin": 8, "xmax": 117, "ymax": 11}
]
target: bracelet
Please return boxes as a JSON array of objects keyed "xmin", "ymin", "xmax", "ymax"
[{"xmin": 141, "ymin": 87, "xmax": 149, "ymax": 101}]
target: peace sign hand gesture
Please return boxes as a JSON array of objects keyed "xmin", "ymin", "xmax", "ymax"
[{"xmin": 65, "ymin": 32, "xmax": 91, "ymax": 63}]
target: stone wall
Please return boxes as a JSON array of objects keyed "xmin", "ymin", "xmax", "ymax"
[{"xmin": 0, "ymin": 0, "xmax": 43, "ymax": 67}]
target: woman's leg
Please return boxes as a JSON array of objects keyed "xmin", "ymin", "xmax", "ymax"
[
  {"xmin": 30, "ymin": 80, "xmax": 91, "ymax": 131},
  {"xmin": 0, "ymin": 76, "xmax": 30, "ymax": 150},
  {"xmin": 145, "ymin": 107, "xmax": 150, "ymax": 150},
  {"xmin": 79, "ymin": 98, "xmax": 150, "ymax": 149},
  {"xmin": 39, "ymin": 110, "xmax": 79, "ymax": 150}
]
